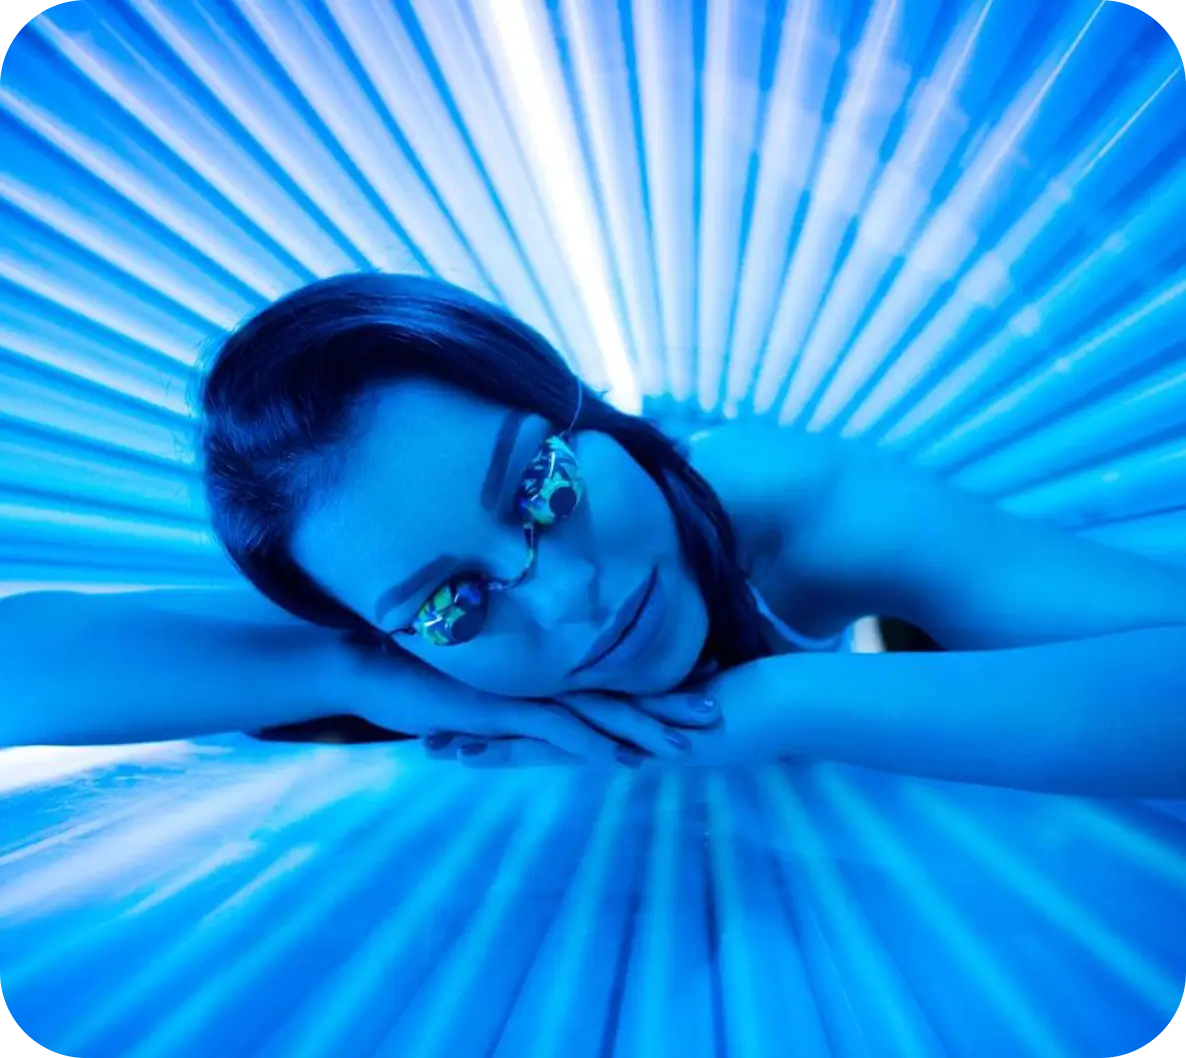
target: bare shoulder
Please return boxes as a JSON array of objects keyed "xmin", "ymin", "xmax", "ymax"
[
  {"xmin": 683, "ymin": 422, "xmax": 959, "ymax": 636},
  {"xmin": 683, "ymin": 419, "xmax": 840, "ymax": 535}
]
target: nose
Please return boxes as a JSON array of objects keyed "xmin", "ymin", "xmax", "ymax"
[{"xmin": 519, "ymin": 549, "xmax": 605, "ymax": 633}]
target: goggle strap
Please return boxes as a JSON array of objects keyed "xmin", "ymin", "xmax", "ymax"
[{"xmin": 560, "ymin": 378, "xmax": 589, "ymax": 438}]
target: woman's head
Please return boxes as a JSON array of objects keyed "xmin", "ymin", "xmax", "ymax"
[{"xmin": 199, "ymin": 273, "xmax": 766, "ymax": 699}]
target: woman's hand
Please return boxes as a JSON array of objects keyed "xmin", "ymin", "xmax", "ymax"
[
  {"xmin": 341, "ymin": 638, "xmax": 721, "ymax": 768},
  {"xmin": 419, "ymin": 656, "xmax": 791, "ymax": 770},
  {"xmin": 423, "ymin": 689, "xmax": 722, "ymax": 769}
]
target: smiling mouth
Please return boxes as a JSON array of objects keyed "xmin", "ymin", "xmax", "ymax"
[{"xmin": 572, "ymin": 569, "xmax": 657, "ymax": 675}]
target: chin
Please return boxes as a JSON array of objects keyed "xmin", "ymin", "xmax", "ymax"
[
  {"xmin": 564, "ymin": 564, "xmax": 709, "ymax": 696},
  {"xmin": 633, "ymin": 581, "xmax": 710, "ymax": 695}
]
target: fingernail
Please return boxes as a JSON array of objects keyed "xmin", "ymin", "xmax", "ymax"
[
  {"xmin": 426, "ymin": 732, "xmax": 456, "ymax": 750},
  {"xmin": 689, "ymin": 697, "xmax": 717, "ymax": 714},
  {"xmin": 459, "ymin": 740, "xmax": 487, "ymax": 756},
  {"xmin": 664, "ymin": 728, "xmax": 692, "ymax": 751},
  {"xmin": 616, "ymin": 746, "xmax": 645, "ymax": 768}
]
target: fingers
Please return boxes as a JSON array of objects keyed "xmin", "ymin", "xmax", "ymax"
[
  {"xmin": 461, "ymin": 739, "xmax": 569, "ymax": 768},
  {"xmin": 555, "ymin": 694, "xmax": 698, "ymax": 761},
  {"xmin": 631, "ymin": 692, "xmax": 721, "ymax": 729},
  {"xmin": 432, "ymin": 694, "xmax": 638, "ymax": 765},
  {"xmin": 422, "ymin": 695, "xmax": 638, "ymax": 768},
  {"xmin": 423, "ymin": 731, "xmax": 464, "ymax": 762},
  {"xmin": 455, "ymin": 737, "xmax": 572, "ymax": 769},
  {"xmin": 523, "ymin": 703, "xmax": 644, "ymax": 765},
  {"xmin": 421, "ymin": 692, "xmax": 710, "ymax": 770},
  {"xmin": 422, "ymin": 733, "xmax": 648, "ymax": 770}
]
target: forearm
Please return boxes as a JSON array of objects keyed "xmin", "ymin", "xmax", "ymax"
[
  {"xmin": 717, "ymin": 626, "xmax": 1186, "ymax": 796},
  {"xmin": 0, "ymin": 591, "xmax": 353, "ymax": 747}
]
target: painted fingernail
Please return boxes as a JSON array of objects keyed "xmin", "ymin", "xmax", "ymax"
[
  {"xmin": 616, "ymin": 746, "xmax": 645, "ymax": 768},
  {"xmin": 689, "ymin": 697, "xmax": 717, "ymax": 714},
  {"xmin": 459, "ymin": 741, "xmax": 487, "ymax": 756},
  {"xmin": 664, "ymin": 728, "xmax": 692, "ymax": 751}
]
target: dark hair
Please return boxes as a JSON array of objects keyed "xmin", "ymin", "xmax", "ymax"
[{"xmin": 199, "ymin": 272, "xmax": 768, "ymax": 688}]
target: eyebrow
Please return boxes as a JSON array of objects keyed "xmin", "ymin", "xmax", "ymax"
[{"xmin": 373, "ymin": 409, "xmax": 530, "ymax": 626}]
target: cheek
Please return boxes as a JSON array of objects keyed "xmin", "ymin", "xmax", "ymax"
[
  {"xmin": 588, "ymin": 451, "xmax": 676, "ymax": 554},
  {"xmin": 392, "ymin": 443, "xmax": 683, "ymax": 698}
]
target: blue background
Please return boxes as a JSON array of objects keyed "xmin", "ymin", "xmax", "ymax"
[{"xmin": 1, "ymin": 1, "xmax": 1184, "ymax": 1055}]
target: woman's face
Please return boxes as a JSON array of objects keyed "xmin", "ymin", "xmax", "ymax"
[{"xmin": 291, "ymin": 376, "xmax": 709, "ymax": 699}]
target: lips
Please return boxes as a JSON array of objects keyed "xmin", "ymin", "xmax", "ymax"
[{"xmin": 572, "ymin": 569, "xmax": 656, "ymax": 674}]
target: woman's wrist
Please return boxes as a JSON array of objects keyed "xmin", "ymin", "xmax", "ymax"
[{"xmin": 673, "ymin": 655, "xmax": 815, "ymax": 766}]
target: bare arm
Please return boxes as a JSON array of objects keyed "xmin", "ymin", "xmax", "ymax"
[
  {"xmin": 677, "ymin": 427, "xmax": 1186, "ymax": 795},
  {"xmin": 790, "ymin": 431, "xmax": 1186, "ymax": 646},
  {"xmin": 0, "ymin": 588, "xmax": 354, "ymax": 747},
  {"xmin": 0, "ymin": 589, "xmax": 721, "ymax": 761},
  {"xmin": 685, "ymin": 629, "xmax": 1186, "ymax": 797}
]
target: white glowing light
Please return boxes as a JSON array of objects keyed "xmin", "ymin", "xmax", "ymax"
[{"xmin": 471, "ymin": 0, "xmax": 641, "ymax": 413}]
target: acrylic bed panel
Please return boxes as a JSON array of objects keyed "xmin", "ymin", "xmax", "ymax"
[
  {"xmin": 2, "ymin": 742, "xmax": 1186, "ymax": 1058},
  {"xmin": 0, "ymin": 0, "xmax": 1184, "ymax": 1054}
]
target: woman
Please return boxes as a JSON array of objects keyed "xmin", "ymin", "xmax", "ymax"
[{"xmin": 3, "ymin": 273, "xmax": 1185, "ymax": 797}]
